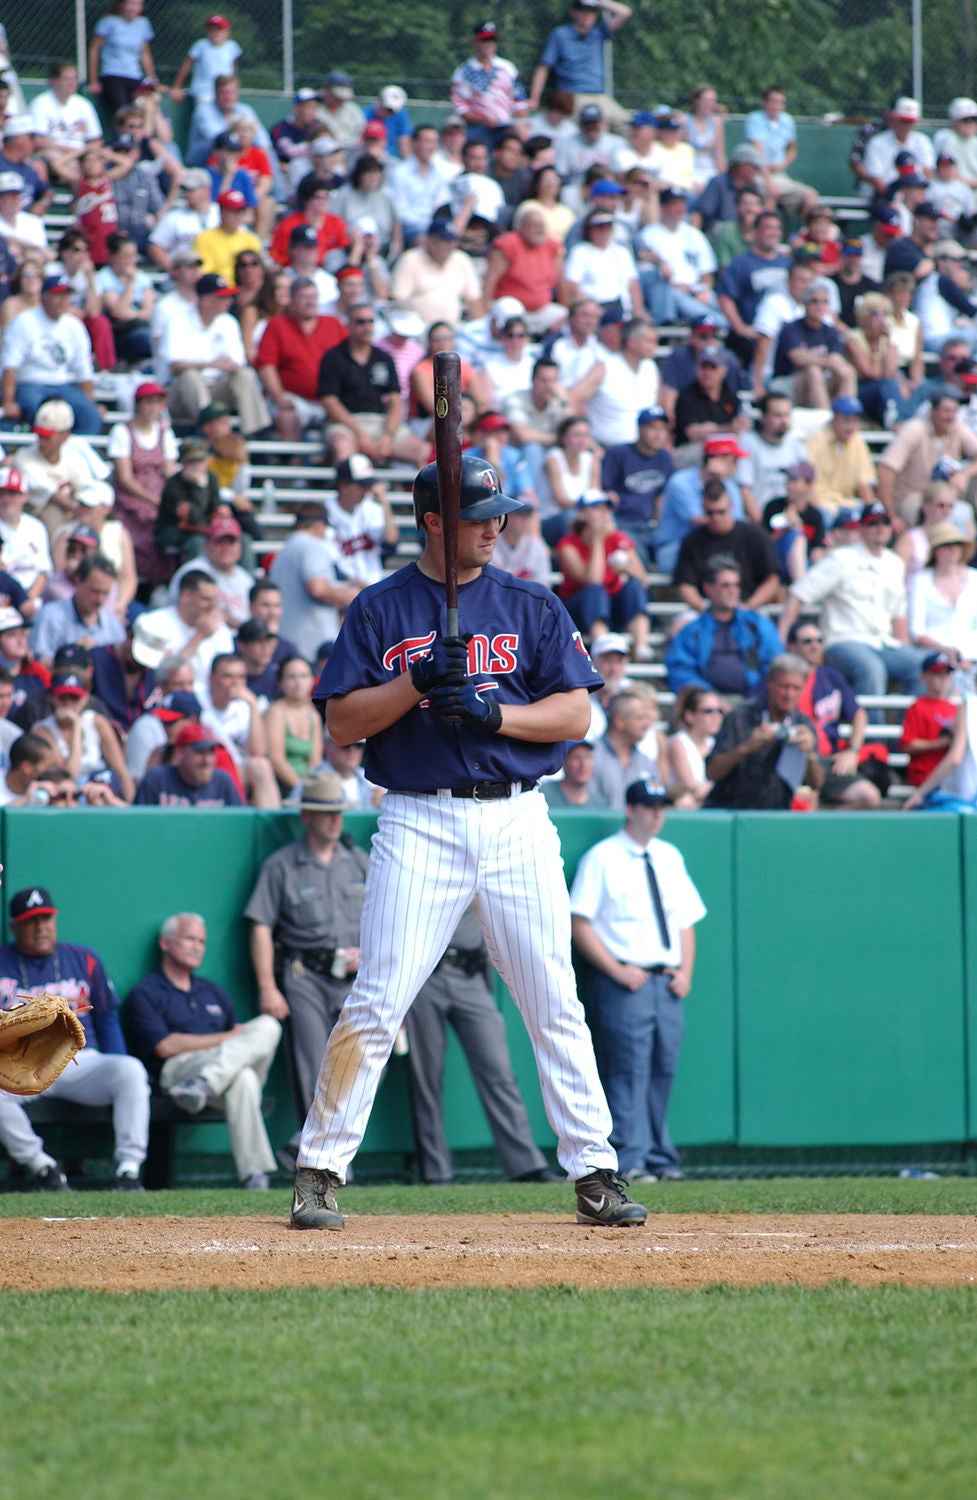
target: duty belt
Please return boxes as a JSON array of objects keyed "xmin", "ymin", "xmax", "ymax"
[
  {"xmin": 405, "ymin": 779, "xmax": 537, "ymax": 801},
  {"xmin": 437, "ymin": 946, "xmax": 488, "ymax": 977},
  {"xmin": 280, "ymin": 947, "xmax": 337, "ymax": 978}
]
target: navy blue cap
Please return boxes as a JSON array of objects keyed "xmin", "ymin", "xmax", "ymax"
[{"xmin": 626, "ymin": 777, "xmax": 672, "ymax": 807}]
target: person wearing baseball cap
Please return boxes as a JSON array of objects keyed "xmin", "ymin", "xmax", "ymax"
[
  {"xmin": 0, "ymin": 884, "xmax": 152, "ymax": 1190},
  {"xmin": 166, "ymin": 512, "xmax": 252, "ymax": 627},
  {"xmin": 637, "ymin": 182, "xmax": 722, "ymax": 329},
  {"xmin": 692, "ymin": 144, "xmax": 764, "ymax": 236},
  {"xmin": 164, "ymin": 263, "xmax": 270, "ymax": 437},
  {"xmin": 882, "ymin": 198, "xmax": 942, "ymax": 282},
  {"xmin": 1, "ymin": 269, "xmax": 101, "ymax": 435},
  {"xmin": 270, "ymin": 86, "xmax": 323, "ymax": 182},
  {"xmin": 933, "ymin": 100, "xmax": 977, "ymax": 189},
  {"xmin": 599, "ymin": 406, "xmax": 673, "ymax": 563},
  {"xmin": 0, "ymin": 464, "xmax": 54, "ymax": 616},
  {"xmin": 860, "ymin": 97, "xmax": 936, "ymax": 199},
  {"xmin": 526, "ymin": 0, "xmax": 633, "ymax": 134},
  {"xmin": 0, "ymin": 170, "xmax": 48, "ymax": 260},
  {"xmin": 568, "ymin": 774, "xmax": 705, "ymax": 1180},
  {"xmin": 654, "ymin": 429, "xmax": 752, "ymax": 576},
  {"xmin": 194, "ymin": 177, "xmax": 261, "ymax": 284},
  {"xmin": 450, "ymin": 21, "xmax": 530, "ymax": 139},
  {"xmin": 169, "ymin": 14, "xmax": 241, "ymax": 112},
  {"xmin": 900, "ymin": 646, "xmax": 964, "ymax": 794},
  {"xmin": 133, "ymin": 719, "xmax": 244, "ymax": 807},
  {"xmin": 145, "ymin": 169, "xmax": 215, "ymax": 275},
  {"xmin": 672, "ymin": 342, "xmax": 740, "ymax": 452},
  {"xmin": 206, "ymin": 131, "xmax": 258, "ymax": 216},
  {"xmin": 325, "ymin": 454, "xmax": 394, "ymax": 588},
  {"xmin": 320, "ymin": 71, "xmax": 366, "ymax": 152},
  {"xmin": 779, "ymin": 496, "xmax": 929, "ymax": 705}
]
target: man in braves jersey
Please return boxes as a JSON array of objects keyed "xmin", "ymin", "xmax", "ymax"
[
  {"xmin": 290, "ymin": 452, "xmax": 647, "ymax": 1231},
  {"xmin": 0, "ymin": 885, "xmax": 150, "ymax": 1190},
  {"xmin": 324, "ymin": 454, "xmax": 399, "ymax": 586}
]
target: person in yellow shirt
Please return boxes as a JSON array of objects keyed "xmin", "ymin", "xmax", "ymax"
[
  {"xmin": 194, "ymin": 190, "xmax": 261, "ymax": 284},
  {"xmin": 805, "ymin": 396, "xmax": 876, "ymax": 516}
]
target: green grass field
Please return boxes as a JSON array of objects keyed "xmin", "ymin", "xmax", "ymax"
[{"xmin": 4, "ymin": 1178, "xmax": 976, "ymax": 1499}]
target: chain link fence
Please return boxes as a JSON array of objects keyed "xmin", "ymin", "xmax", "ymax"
[{"xmin": 3, "ymin": 0, "xmax": 976, "ymax": 117}]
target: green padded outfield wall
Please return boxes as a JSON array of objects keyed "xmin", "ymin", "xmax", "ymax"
[
  {"xmin": 1, "ymin": 807, "xmax": 973, "ymax": 1168},
  {"xmin": 734, "ymin": 812, "xmax": 968, "ymax": 1145}
]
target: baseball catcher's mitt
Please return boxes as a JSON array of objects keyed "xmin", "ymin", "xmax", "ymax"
[{"xmin": 0, "ymin": 993, "xmax": 86, "ymax": 1096}]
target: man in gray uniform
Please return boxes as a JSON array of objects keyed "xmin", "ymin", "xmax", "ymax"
[
  {"xmin": 245, "ymin": 771, "xmax": 369, "ymax": 1170},
  {"xmin": 405, "ymin": 906, "xmax": 561, "ymax": 1184}
]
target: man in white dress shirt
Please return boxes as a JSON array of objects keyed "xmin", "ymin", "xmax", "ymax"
[{"xmin": 570, "ymin": 777, "xmax": 706, "ymax": 1182}]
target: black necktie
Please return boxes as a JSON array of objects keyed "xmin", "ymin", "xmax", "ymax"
[{"xmin": 644, "ymin": 853, "xmax": 671, "ymax": 951}]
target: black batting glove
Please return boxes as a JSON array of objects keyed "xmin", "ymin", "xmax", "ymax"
[
  {"xmin": 409, "ymin": 635, "xmax": 470, "ymax": 695},
  {"xmin": 428, "ymin": 680, "xmax": 503, "ymax": 733}
]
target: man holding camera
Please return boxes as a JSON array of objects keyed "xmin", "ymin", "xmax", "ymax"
[{"xmin": 705, "ymin": 652, "xmax": 823, "ymax": 808}]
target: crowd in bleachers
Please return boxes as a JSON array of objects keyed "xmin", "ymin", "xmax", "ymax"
[{"xmin": 1, "ymin": 4, "xmax": 977, "ymax": 813}]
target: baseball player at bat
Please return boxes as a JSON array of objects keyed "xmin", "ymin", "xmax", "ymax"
[{"xmin": 290, "ymin": 453, "xmax": 647, "ymax": 1230}]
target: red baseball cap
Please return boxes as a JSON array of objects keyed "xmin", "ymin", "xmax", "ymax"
[
  {"xmin": 134, "ymin": 381, "xmax": 167, "ymax": 401},
  {"xmin": 217, "ymin": 189, "xmax": 247, "ymax": 211},
  {"xmin": 174, "ymin": 722, "xmax": 220, "ymax": 750},
  {"xmin": 207, "ymin": 514, "xmax": 242, "ymax": 539},
  {"xmin": 206, "ymin": 15, "xmax": 230, "ymax": 28},
  {"xmin": 363, "ymin": 121, "xmax": 386, "ymax": 140},
  {"xmin": 704, "ymin": 434, "xmax": 748, "ymax": 459},
  {"xmin": 0, "ymin": 465, "xmax": 26, "ymax": 493}
]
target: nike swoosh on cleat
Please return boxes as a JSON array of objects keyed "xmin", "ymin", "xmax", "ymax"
[{"xmin": 578, "ymin": 1194, "xmax": 609, "ymax": 1214}]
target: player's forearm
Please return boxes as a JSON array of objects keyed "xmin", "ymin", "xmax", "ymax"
[
  {"xmin": 498, "ymin": 689, "xmax": 591, "ymax": 743},
  {"xmin": 325, "ymin": 673, "xmax": 424, "ymax": 744}
]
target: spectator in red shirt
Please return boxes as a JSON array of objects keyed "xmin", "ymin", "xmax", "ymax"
[
  {"xmin": 269, "ymin": 174, "xmax": 348, "ymax": 268},
  {"xmin": 255, "ymin": 278, "xmax": 346, "ymax": 445},
  {"xmin": 482, "ymin": 205, "xmax": 568, "ymax": 338},
  {"xmin": 555, "ymin": 491, "xmax": 651, "ymax": 658},
  {"xmin": 73, "ymin": 144, "xmax": 123, "ymax": 267},
  {"xmin": 899, "ymin": 650, "xmax": 960, "ymax": 785}
]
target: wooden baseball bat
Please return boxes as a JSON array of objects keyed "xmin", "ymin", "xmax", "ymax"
[{"xmin": 432, "ymin": 349, "xmax": 462, "ymax": 636}]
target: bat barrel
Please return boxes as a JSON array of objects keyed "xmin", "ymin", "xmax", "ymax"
[{"xmin": 433, "ymin": 350, "xmax": 463, "ymax": 631}]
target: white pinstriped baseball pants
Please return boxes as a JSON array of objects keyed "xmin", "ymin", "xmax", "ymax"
[{"xmin": 299, "ymin": 788, "xmax": 617, "ymax": 1182}]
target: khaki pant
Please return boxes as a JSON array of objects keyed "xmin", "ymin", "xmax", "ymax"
[
  {"xmin": 169, "ymin": 367, "xmax": 270, "ymax": 436},
  {"xmin": 160, "ymin": 1015, "xmax": 281, "ymax": 1180}
]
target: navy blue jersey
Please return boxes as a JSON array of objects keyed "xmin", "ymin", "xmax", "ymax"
[
  {"xmin": 133, "ymin": 764, "xmax": 244, "ymax": 807},
  {"xmin": 126, "ymin": 969, "xmax": 237, "ymax": 1078},
  {"xmin": 0, "ymin": 941, "xmax": 126, "ymax": 1052},
  {"xmin": 316, "ymin": 562, "xmax": 603, "ymax": 790}
]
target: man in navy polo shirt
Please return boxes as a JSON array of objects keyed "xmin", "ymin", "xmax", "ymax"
[{"xmin": 126, "ymin": 911, "xmax": 280, "ymax": 1190}]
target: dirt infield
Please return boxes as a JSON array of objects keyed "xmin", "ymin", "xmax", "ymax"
[{"xmin": 4, "ymin": 1213, "xmax": 977, "ymax": 1290}]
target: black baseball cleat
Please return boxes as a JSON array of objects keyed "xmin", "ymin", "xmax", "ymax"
[
  {"xmin": 34, "ymin": 1162, "xmax": 70, "ymax": 1192},
  {"xmin": 290, "ymin": 1167, "xmax": 345, "ymax": 1230},
  {"xmin": 574, "ymin": 1168, "xmax": 648, "ymax": 1227}
]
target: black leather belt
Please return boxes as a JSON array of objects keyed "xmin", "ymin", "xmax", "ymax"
[
  {"xmin": 406, "ymin": 779, "xmax": 537, "ymax": 801},
  {"xmin": 643, "ymin": 964, "xmax": 671, "ymax": 975}
]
